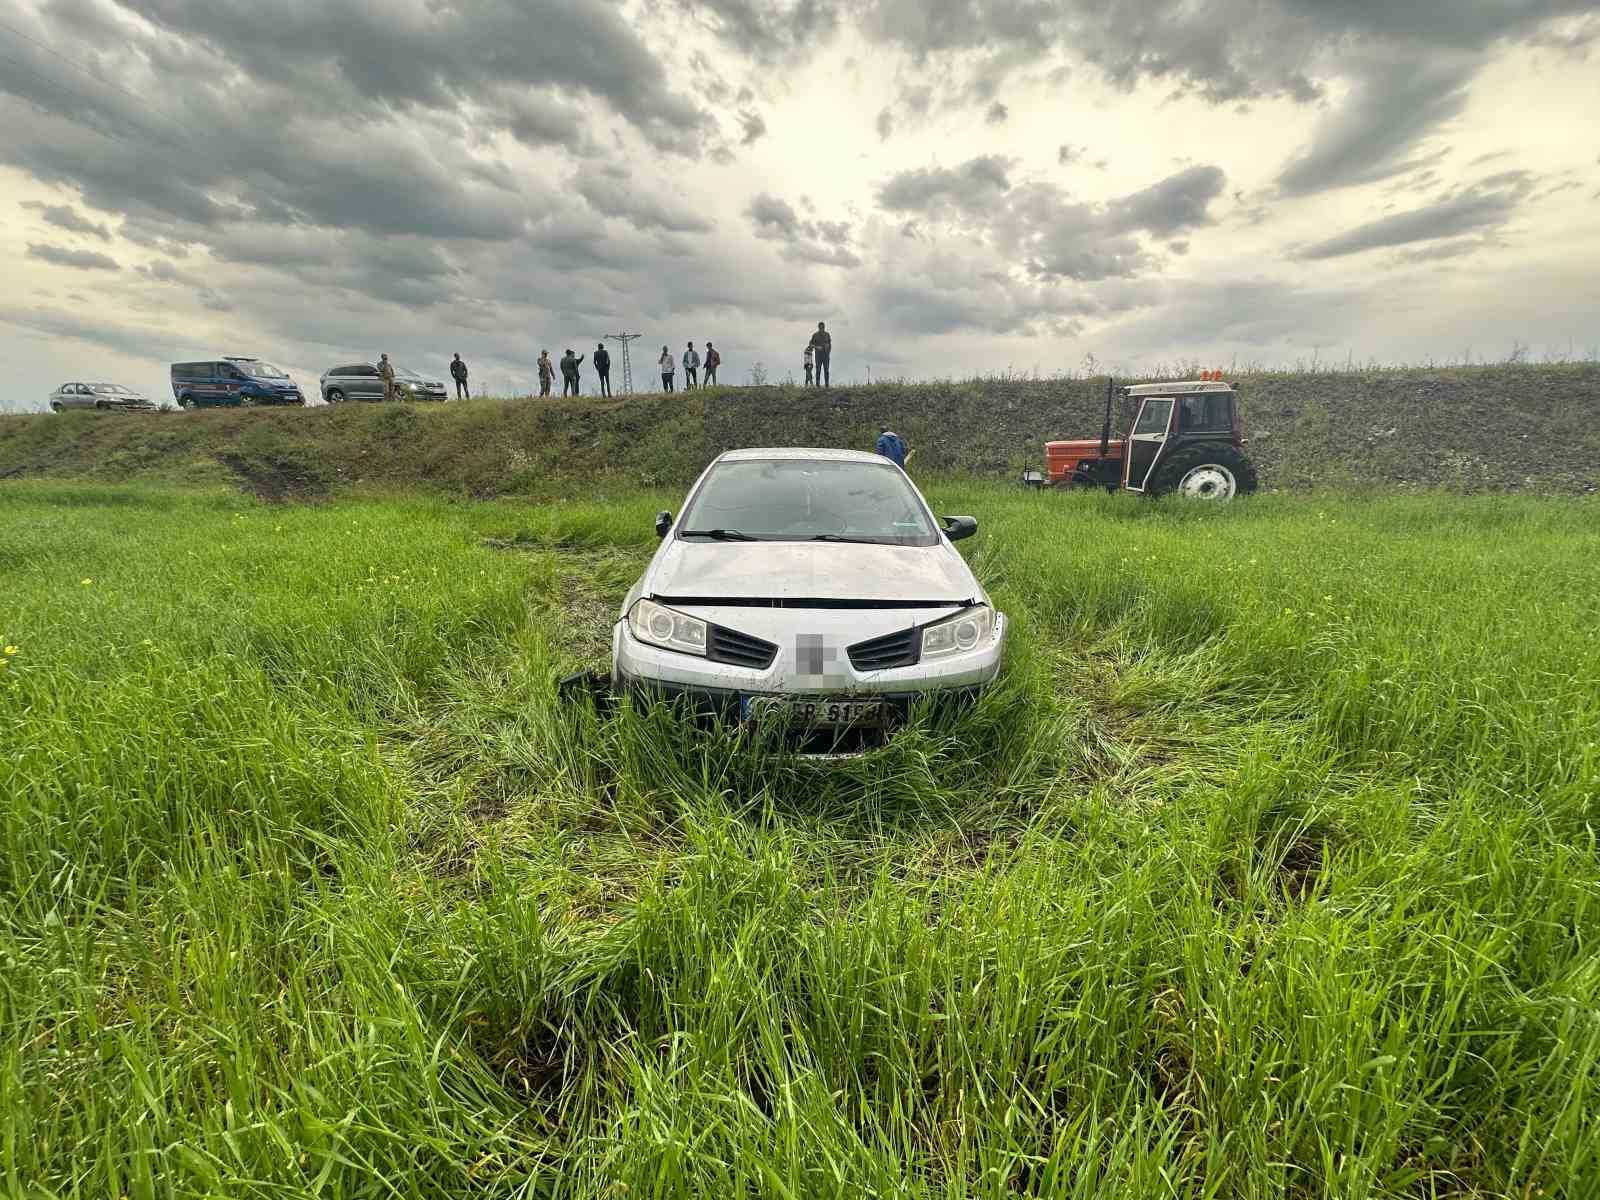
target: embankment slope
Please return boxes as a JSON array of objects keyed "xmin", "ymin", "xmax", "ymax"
[{"xmin": 2, "ymin": 365, "xmax": 1595, "ymax": 497}]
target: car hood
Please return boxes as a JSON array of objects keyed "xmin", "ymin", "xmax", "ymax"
[{"xmin": 648, "ymin": 539, "xmax": 980, "ymax": 603}]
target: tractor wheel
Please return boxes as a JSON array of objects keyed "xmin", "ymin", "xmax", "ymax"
[{"xmin": 1149, "ymin": 444, "xmax": 1258, "ymax": 501}]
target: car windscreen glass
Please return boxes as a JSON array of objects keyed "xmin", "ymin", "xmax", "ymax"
[
  {"xmin": 678, "ymin": 460, "xmax": 938, "ymax": 546},
  {"xmin": 91, "ymin": 384, "xmax": 132, "ymax": 394},
  {"xmin": 240, "ymin": 361, "xmax": 288, "ymax": 378},
  {"xmin": 393, "ymin": 366, "xmax": 424, "ymax": 380}
]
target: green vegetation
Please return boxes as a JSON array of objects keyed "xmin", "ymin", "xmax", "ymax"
[
  {"xmin": 3, "ymin": 362, "xmax": 1598, "ymax": 498},
  {"xmin": 3, "ymin": 481, "xmax": 1598, "ymax": 1198}
]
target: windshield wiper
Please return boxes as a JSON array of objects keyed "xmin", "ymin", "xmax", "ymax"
[
  {"xmin": 811, "ymin": 534, "xmax": 886, "ymax": 544},
  {"xmin": 679, "ymin": 528, "xmax": 760, "ymax": 541}
]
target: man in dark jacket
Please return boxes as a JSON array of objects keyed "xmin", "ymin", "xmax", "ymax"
[
  {"xmin": 808, "ymin": 322, "xmax": 832, "ymax": 386},
  {"xmin": 561, "ymin": 348, "xmax": 584, "ymax": 396},
  {"xmin": 450, "ymin": 353, "xmax": 469, "ymax": 400},
  {"xmin": 703, "ymin": 342, "xmax": 719, "ymax": 385},
  {"xmin": 594, "ymin": 343, "xmax": 612, "ymax": 397}
]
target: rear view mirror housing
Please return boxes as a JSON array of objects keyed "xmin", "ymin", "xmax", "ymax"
[
  {"xmin": 942, "ymin": 515, "xmax": 978, "ymax": 542},
  {"xmin": 655, "ymin": 510, "xmax": 673, "ymax": 539},
  {"xmin": 1021, "ymin": 467, "xmax": 1045, "ymax": 489}
]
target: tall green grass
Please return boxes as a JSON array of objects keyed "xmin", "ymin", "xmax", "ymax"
[{"xmin": 2, "ymin": 481, "xmax": 1596, "ymax": 1198}]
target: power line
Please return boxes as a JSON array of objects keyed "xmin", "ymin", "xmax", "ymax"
[{"xmin": 607, "ymin": 332, "xmax": 641, "ymax": 395}]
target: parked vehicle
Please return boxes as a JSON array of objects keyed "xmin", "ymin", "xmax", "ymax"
[
  {"xmin": 320, "ymin": 362, "xmax": 448, "ymax": 403},
  {"xmin": 607, "ymin": 448, "xmax": 1006, "ymax": 753},
  {"xmin": 1030, "ymin": 372, "xmax": 1259, "ymax": 500},
  {"xmin": 170, "ymin": 358, "xmax": 306, "ymax": 408},
  {"xmin": 48, "ymin": 382, "xmax": 158, "ymax": 413}
]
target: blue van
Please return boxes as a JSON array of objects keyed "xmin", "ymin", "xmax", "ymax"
[{"xmin": 170, "ymin": 358, "xmax": 306, "ymax": 408}]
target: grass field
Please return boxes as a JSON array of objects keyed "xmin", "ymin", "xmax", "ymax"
[{"xmin": 3, "ymin": 482, "xmax": 1598, "ymax": 1198}]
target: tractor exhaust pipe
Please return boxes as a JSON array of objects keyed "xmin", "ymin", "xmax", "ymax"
[{"xmin": 1099, "ymin": 375, "xmax": 1114, "ymax": 458}]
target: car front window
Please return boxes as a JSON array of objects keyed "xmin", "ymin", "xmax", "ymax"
[
  {"xmin": 678, "ymin": 460, "xmax": 939, "ymax": 546},
  {"xmin": 393, "ymin": 366, "xmax": 423, "ymax": 380},
  {"xmin": 241, "ymin": 361, "xmax": 288, "ymax": 378}
]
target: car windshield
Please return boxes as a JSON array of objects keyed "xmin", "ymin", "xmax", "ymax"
[
  {"xmin": 678, "ymin": 459, "xmax": 939, "ymax": 546},
  {"xmin": 91, "ymin": 384, "xmax": 132, "ymax": 393},
  {"xmin": 393, "ymin": 365, "xmax": 424, "ymax": 380},
  {"xmin": 239, "ymin": 361, "xmax": 288, "ymax": 379}
]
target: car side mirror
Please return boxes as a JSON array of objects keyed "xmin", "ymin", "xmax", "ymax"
[
  {"xmin": 655, "ymin": 510, "xmax": 673, "ymax": 539},
  {"xmin": 942, "ymin": 515, "xmax": 978, "ymax": 542}
]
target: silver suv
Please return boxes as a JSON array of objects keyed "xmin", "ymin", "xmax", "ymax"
[{"xmin": 320, "ymin": 362, "xmax": 448, "ymax": 403}]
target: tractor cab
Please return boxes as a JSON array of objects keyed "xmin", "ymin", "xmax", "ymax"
[{"xmin": 1039, "ymin": 373, "xmax": 1258, "ymax": 500}]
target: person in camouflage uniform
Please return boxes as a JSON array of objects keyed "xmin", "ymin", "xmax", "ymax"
[
  {"xmin": 378, "ymin": 353, "xmax": 397, "ymax": 402},
  {"xmin": 537, "ymin": 350, "xmax": 556, "ymax": 397}
]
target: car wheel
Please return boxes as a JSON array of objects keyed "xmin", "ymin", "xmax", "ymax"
[
  {"xmin": 177, "ymin": 395, "xmax": 192, "ymax": 409},
  {"xmin": 95, "ymin": 400, "xmax": 110, "ymax": 410},
  {"xmin": 50, "ymin": 401, "xmax": 64, "ymax": 413},
  {"xmin": 326, "ymin": 388, "xmax": 345, "ymax": 404}
]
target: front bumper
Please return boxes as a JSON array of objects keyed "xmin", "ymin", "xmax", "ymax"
[{"xmin": 611, "ymin": 611, "xmax": 1006, "ymax": 747}]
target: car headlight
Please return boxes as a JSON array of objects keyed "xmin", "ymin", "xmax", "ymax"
[
  {"xmin": 920, "ymin": 605, "xmax": 994, "ymax": 659},
  {"xmin": 627, "ymin": 598, "xmax": 707, "ymax": 657}
]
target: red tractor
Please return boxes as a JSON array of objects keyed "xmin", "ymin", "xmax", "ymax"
[{"xmin": 1027, "ymin": 373, "xmax": 1259, "ymax": 500}]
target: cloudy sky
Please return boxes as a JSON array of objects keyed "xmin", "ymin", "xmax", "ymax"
[{"xmin": 1, "ymin": 0, "xmax": 1597, "ymax": 409}]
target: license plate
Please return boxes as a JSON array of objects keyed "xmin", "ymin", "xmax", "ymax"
[{"xmin": 742, "ymin": 697, "xmax": 891, "ymax": 727}]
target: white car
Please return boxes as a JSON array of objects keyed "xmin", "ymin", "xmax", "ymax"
[
  {"xmin": 49, "ymin": 382, "xmax": 158, "ymax": 412},
  {"xmin": 612, "ymin": 448, "xmax": 1007, "ymax": 749}
]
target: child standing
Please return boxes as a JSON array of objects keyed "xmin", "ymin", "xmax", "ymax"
[{"xmin": 803, "ymin": 344, "xmax": 814, "ymax": 387}]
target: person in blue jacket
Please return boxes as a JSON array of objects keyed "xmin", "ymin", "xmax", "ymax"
[{"xmin": 875, "ymin": 426, "xmax": 908, "ymax": 468}]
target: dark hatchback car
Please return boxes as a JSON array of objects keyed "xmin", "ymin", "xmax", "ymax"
[{"xmin": 170, "ymin": 358, "xmax": 306, "ymax": 408}]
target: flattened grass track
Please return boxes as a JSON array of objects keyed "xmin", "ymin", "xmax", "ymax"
[{"xmin": 2, "ymin": 481, "xmax": 1598, "ymax": 1197}]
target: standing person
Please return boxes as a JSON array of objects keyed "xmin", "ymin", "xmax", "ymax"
[
  {"xmin": 683, "ymin": 342, "xmax": 700, "ymax": 389},
  {"xmin": 378, "ymin": 353, "xmax": 397, "ymax": 402},
  {"xmin": 537, "ymin": 350, "xmax": 556, "ymax": 397},
  {"xmin": 658, "ymin": 345, "xmax": 675, "ymax": 393},
  {"xmin": 561, "ymin": 348, "xmax": 584, "ymax": 396},
  {"xmin": 450, "ymin": 353, "xmax": 469, "ymax": 400},
  {"xmin": 594, "ymin": 342, "xmax": 612, "ymax": 397},
  {"xmin": 808, "ymin": 321, "xmax": 832, "ymax": 387},
  {"xmin": 803, "ymin": 344, "xmax": 814, "ymax": 387},
  {"xmin": 703, "ymin": 341, "xmax": 719, "ymax": 385},
  {"xmin": 875, "ymin": 426, "xmax": 907, "ymax": 468}
]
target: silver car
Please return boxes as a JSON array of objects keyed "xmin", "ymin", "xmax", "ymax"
[
  {"xmin": 49, "ymin": 382, "xmax": 158, "ymax": 413},
  {"xmin": 612, "ymin": 448, "xmax": 1007, "ymax": 750},
  {"xmin": 320, "ymin": 362, "xmax": 448, "ymax": 403}
]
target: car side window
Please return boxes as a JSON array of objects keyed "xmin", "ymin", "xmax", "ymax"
[{"xmin": 354, "ymin": 365, "xmax": 378, "ymax": 378}]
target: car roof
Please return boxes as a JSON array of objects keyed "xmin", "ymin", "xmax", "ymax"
[
  {"xmin": 1125, "ymin": 380, "xmax": 1235, "ymax": 396},
  {"xmin": 715, "ymin": 447, "xmax": 890, "ymax": 464}
]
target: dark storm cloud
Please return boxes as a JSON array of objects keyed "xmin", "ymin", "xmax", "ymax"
[
  {"xmin": 876, "ymin": 155, "xmax": 1014, "ymax": 214},
  {"xmin": 1105, "ymin": 166, "xmax": 1226, "ymax": 236},
  {"xmin": 27, "ymin": 243, "xmax": 120, "ymax": 271},
  {"xmin": 0, "ymin": 303, "xmax": 158, "ymax": 358},
  {"xmin": 671, "ymin": 0, "xmax": 844, "ymax": 62},
  {"xmin": 850, "ymin": 0, "xmax": 1593, "ymax": 194},
  {"xmin": 21, "ymin": 202, "xmax": 113, "ymax": 240},
  {"xmin": 876, "ymin": 158, "xmax": 1224, "ymax": 281},
  {"xmin": 1295, "ymin": 173, "xmax": 1535, "ymax": 260},
  {"xmin": 1276, "ymin": 59, "xmax": 1470, "ymax": 196},
  {"xmin": 744, "ymin": 193, "xmax": 861, "ymax": 267},
  {"xmin": 114, "ymin": 0, "xmax": 712, "ymax": 153},
  {"xmin": 575, "ymin": 165, "xmax": 716, "ymax": 234},
  {"xmin": 738, "ymin": 110, "xmax": 769, "ymax": 145}
]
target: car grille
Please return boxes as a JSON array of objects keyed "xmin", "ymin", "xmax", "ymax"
[
  {"xmin": 707, "ymin": 625, "xmax": 778, "ymax": 669},
  {"xmin": 848, "ymin": 628, "xmax": 919, "ymax": 671}
]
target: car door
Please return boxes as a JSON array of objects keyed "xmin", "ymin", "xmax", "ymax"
[
  {"xmin": 348, "ymin": 364, "xmax": 378, "ymax": 400},
  {"xmin": 57, "ymin": 383, "xmax": 79, "ymax": 409},
  {"xmin": 1124, "ymin": 396, "xmax": 1177, "ymax": 492}
]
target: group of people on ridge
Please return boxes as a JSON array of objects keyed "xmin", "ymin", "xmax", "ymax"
[
  {"xmin": 528, "ymin": 320, "xmax": 833, "ymax": 396},
  {"xmin": 536, "ymin": 346, "xmax": 615, "ymax": 397},
  {"xmin": 656, "ymin": 341, "xmax": 721, "ymax": 392}
]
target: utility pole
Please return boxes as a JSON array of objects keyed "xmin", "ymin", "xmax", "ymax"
[{"xmin": 607, "ymin": 332, "xmax": 641, "ymax": 394}]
